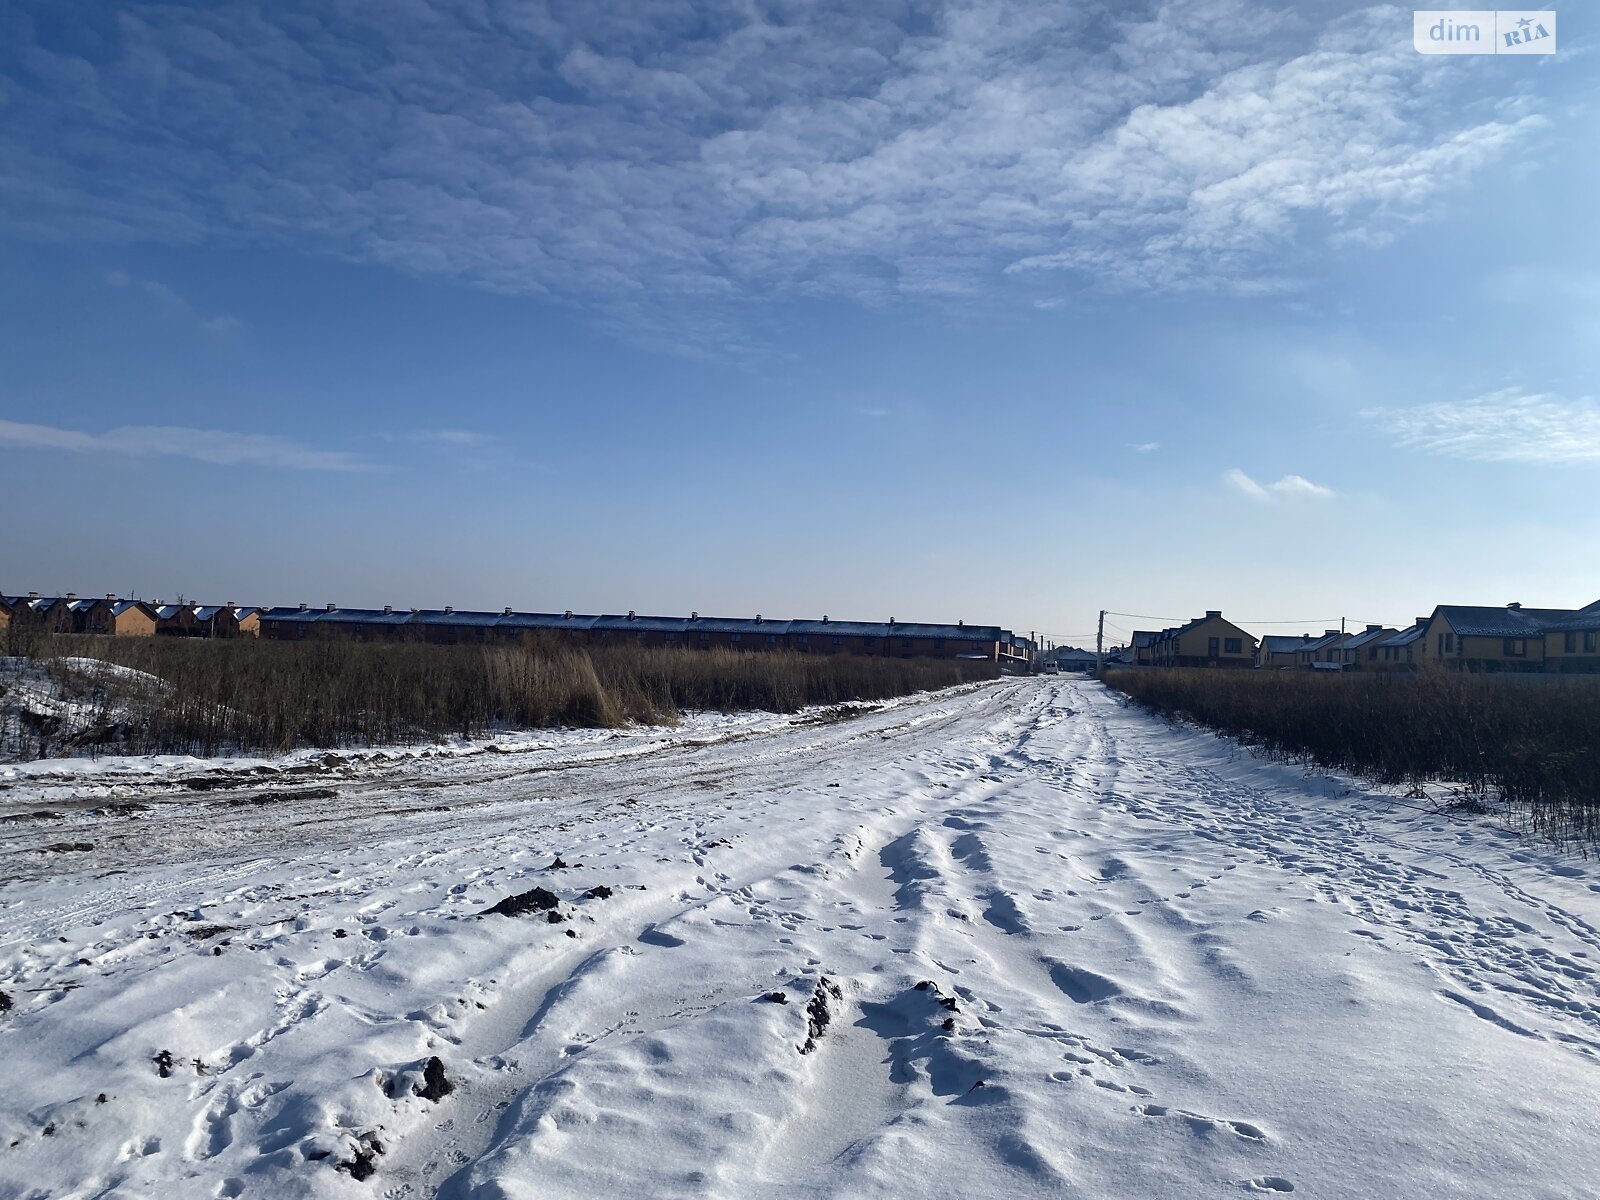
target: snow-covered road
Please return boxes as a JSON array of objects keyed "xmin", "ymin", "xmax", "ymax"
[{"xmin": 2, "ymin": 677, "xmax": 1597, "ymax": 1199}]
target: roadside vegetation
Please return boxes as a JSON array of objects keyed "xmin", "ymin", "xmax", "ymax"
[
  {"xmin": 0, "ymin": 635, "xmax": 996, "ymax": 760},
  {"xmin": 1103, "ymin": 668, "xmax": 1600, "ymax": 849}
]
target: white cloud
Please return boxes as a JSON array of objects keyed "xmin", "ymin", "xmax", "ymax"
[
  {"xmin": 1365, "ymin": 389, "xmax": 1600, "ymax": 464},
  {"xmin": 0, "ymin": 418, "xmax": 367, "ymax": 471},
  {"xmin": 106, "ymin": 271, "xmax": 241, "ymax": 337},
  {"xmin": 1225, "ymin": 467, "xmax": 1334, "ymax": 501},
  {"xmin": 3, "ymin": 3, "xmax": 1552, "ymax": 354},
  {"xmin": 1131, "ymin": 441, "xmax": 1160, "ymax": 453}
]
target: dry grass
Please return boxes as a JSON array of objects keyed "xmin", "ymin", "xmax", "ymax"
[
  {"xmin": 1104, "ymin": 668, "xmax": 1600, "ymax": 849},
  {"xmin": 13, "ymin": 635, "xmax": 996, "ymax": 758}
]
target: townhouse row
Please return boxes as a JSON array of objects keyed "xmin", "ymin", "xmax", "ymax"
[
  {"xmin": 1127, "ymin": 600, "xmax": 1600, "ymax": 674},
  {"xmin": 0, "ymin": 593, "xmax": 1028, "ymax": 665},
  {"xmin": 0, "ymin": 593, "xmax": 260, "ymax": 638}
]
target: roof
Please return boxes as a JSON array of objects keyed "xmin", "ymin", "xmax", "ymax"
[
  {"xmin": 1173, "ymin": 613, "xmax": 1256, "ymax": 642},
  {"xmin": 111, "ymin": 600, "xmax": 151, "ymax": 617},
  {"xmin": 153, "ymin": 605, "xmax": 192, "ymax": 620},
  {"xmin": 1294, "ymin": 633, "xmax": 1344, "ymax": 654},
  {"xmin": 1433, "ymin": 605, "xmax": 1571, "ymax": 638},
  {"xmin": 590, "ymin": 614, "xmax": 691, "ymax": 634},
  {"xmin": 259, "ymin": 607, "xmax": 326, "ymax": 624},
  {"xmin": 681, "ymin": 616, "xmax": 787, "ymax": 635},
  {"xmin": 1341, "ymin": 626, "xmax": 1397, "ymax": 651},
  {"xmin": 1378, "ymin": 622, "xmax": 1427, "ymax": 648},
  {"xmin": 1131, "ymin": 631, "xmax": 1158, "ymax": 648},
  {"xmin": 412, "ymin": 608, "xmax": 504, "ymax": 627},
  {"xmin": 496, "ymin": 612, "xmax": 600, "ymax": 631},
  {"xmin": 1260, "ymin": 635, "xmax": 1312, "ymax": 653},
  {"xmin": 316, "ymin": 607, "xmax": 413, "ymax": 626}
]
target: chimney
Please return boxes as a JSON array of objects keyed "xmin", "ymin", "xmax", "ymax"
[
  {"xmin": 410, "ymin": 608, "xmax": 419, "ymax": 615},
  {"xmin": 299, "ymin": 603, "xmax": 308, "ymax": 611},
  {"xmin": 890, "ymin": 617, "xmax": 896, "ymax": 626},
  {"xmin": 564, "ymin": 610, "xmax": 573, "ymax": 619},
  {"xmin": 106, "ymin": 593, "xmax": 115, "ymax": 602},
  {"xmin": 628, "ymin": 610, "xmax": 636, "ymax": 620},
  {"xmin": 28, "ymin": 591, "xmax": 38, "ymax": 600},
  {"xmin": 1206, "ymin": 610, "xmax": 1221, "ymax": 618},
  {"xmin": 326, "ymin": 603, "xmax": 336, "ymax": 612},
  {"xmin": 503, "ymin": 606, "xmax": 512, "ymax": 616},
  {"xmin": 958, "ymin": 619, "xmax": 963, "ymax": 627},
  {"xmin": 444, "ymin": 605, "xmax": 454, "ymax": 615},
  {"xmin": 690, "ymin": 611, "xmax": 698, "ymax": 620},
  {"xmin": 384, "ymin": 605, "xmax": 394, "ymax": 615},
  {"xmin": 66, "ymin": 592, "xmax": 76, "ymax": 601},
  {"xmin": 1507, "ymin": 601, "xmax": 1522, "ymax": 610},
  {"xmin": 822, "ymin": 615, "xmax": 829, "ymax": 624},
  {"xmin": 1366, "ymin": 624, "xmax": 1381, "ymax": 632},
  {"xmin": 1325, "ymin": 629, "xmax": 1339, "ymax": 637},
  {"xmin": 1416, "ymin": 617, "xmax": 1428, "ymax": 628},
  {"xmin": 225, "ymin": 600, "xmax": 234, "ymax": 608},
  {"xmin": 755, "ymin": 614, "xmax": 763, "ymax": 624}
]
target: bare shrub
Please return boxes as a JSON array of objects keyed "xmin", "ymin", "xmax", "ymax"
[
  {"xmin": 17, "ymin": 636, "xmax": 995, "ymax": 758},
  {"xmin": 1104, "ymin": 669, "xmax": 1600, "ymax": 849}
]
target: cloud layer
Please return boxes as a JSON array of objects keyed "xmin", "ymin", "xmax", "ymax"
[
  {"xmin": 1225, "ymin": 468, "xmax": 1334, "ymax": 501},
  {"xmin": 1, "ymin": 1, "xmax": 1546, "ymax": 351},
  {"xmin": 1367, "ymin": 390, "xmax": 1600, "ymax": 464},
  {"xmin": 0, "ymin": 419, "xmax": 366, "ymax": 471}
]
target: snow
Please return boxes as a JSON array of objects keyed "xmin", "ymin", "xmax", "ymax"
[{"xmin": 2, "ymin": 677, "xmax": 1597, "ymax": 1198}]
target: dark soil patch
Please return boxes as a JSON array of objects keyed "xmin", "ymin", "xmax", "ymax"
[
  {"xmin": 414, "ymin": 1056, "xmax": 453, "ymax": 1102},
  {"xmin": 219, "ymin": 787, "xmax": 337, "ymax": 807},
  {"xmin": 39, "ymin": 842, "xmax": 94, "ymax": 853},
  {"xmin": 336, "ymin": 1132, "xmax": 384, "ymax": 1181},
  {"xmin": 582, "ymin": 885, "xmax": 613, "ymax": 901},
  {"xmin": 800, "ymin": 977, "xmax": 842, "ymax": 1054},
  {"xmin": 481, "ymin": 887, "xmax": 560, "ymax": 918}
]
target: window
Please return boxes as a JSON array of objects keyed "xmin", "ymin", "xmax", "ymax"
[
  {"xmin": 831, "ymin": 636, "xmax": 842, "ymax": 646},
  {"xmin": 795, "ymin": 635, "xmax": 808, "ymax": 645},
  {"xmin": 765, "ymin": 634, "xmax": 776, "ymax": 644},
  {"xmin": 1207, "ymin": 636, "xmax": 1220, "ymax": 657},
  {"xmin": 1587, "ymin": 632, "xmax": 1598, "ymax": 654},
  {"xmin": 1224, "ymin": 637, "xmax": 1242, "ymax": 654},
  {"xmin": 1565, "ymin": 632, "xmax": 1578, "ymax": 653},
  {"xmin": 1503, "ymin": 638, "xmax": 1526, "ymax": 657},
  {"xmin": 902, "ymin": 638, "xmax": 913, "ymax": 648},
  {"xmin": 934, "ymin": 639, "xmax": 945, "ymax": 649},
  {"xmin": 730, "ymin": 633, "xmax": 741, "ymax": 642},
  {"xmin": 1445, "ymin": 633, "xmax": 1455, "ymax": 653}
]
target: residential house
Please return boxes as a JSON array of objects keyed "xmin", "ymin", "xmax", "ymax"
[
  {"xmin": 82, "ymin": 596, "xmax": 157, "ymax": 637},
  {"xmin": 195, "ymin": 604, "xmax": 261, "ymax": 638},
  {"xmin": 13, "ymin": 594, "xmax": 78, "ymax": 634},
  {"xmin": 1258, "ymin": 634, "xmax": 1313, "ymax": 670},
  {"xmin": 1293, "ymin": 631, "xmax": 1344, "ymax": 669},
  {"xmin": 1151, "ymin": 611, "xmax": 1257, "ymax": 669},
  {"xmin": 1338, "ymin": 625, "xmax": 1398, "ymax": 669},
  {"xmin": 1372, "ymin": 619, "xmax": 1429, "ymax": 672},
  {"xmin": 1540, "ymin": 600, "xmax": 1600, "ymax": 674},
  {"xmin": 1130, "ymin": 631, "xmax": 1158, "ymax": 666},
  {"xmin": 1419, "ymin": 603, "xmax": 1565, "ymax": 673},
  {"xmin": 153, "ymin": 603, "xmax": 201, "ymax": 637}
]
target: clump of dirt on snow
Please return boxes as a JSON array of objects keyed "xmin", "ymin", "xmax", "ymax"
[
  {"xmin": 800, "ymin": 977, "xmax": 843, "ymax": 1054},
  {"xmin": 480, "ymin": 887, "xmax": 561, "ymax": 918}
]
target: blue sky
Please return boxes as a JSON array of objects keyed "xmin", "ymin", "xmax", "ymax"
[{"xmin": 1, "ymin": 0, "xmax": 1596, "ymax": 647}]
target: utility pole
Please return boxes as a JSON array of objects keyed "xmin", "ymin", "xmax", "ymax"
[{"xmin": 1096, "ymin": 610, "xmax": 1105, "ymax": 675}]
